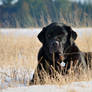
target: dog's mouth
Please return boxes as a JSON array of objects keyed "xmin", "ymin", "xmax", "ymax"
[
  {"xmin": 59, "ymin": 55, "xmax": 64, "ymax": 61},
  {"xmin": 54, "ymin": 52, "xmax": 64, "ymax": 61},
  {"xmin": 48, "ymin": 41, "xmax": 65, "ymax": 62},
  {"xmin": 55, "ymin": 53, "xmax": 66, "ymax": 67},
  {"xmin": 51, "ymin": 51, "xmax": 66, "ymax": 67},
  {"xmin": 49, "ymin": 47, "xmax": 64, "ymax": 60}
]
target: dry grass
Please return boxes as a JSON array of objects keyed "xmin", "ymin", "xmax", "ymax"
[
  {"xmin": 0, "ymin": 31, "xmax": 92, "ymax": 88},
  {"xmin": 0, "ymin": 35, "xmax": 42, "ymax": 88},
  {"xmin": 75, "ymin": 32, "xmax": 92, "ymax": 52},
  {"xmin": 0, "ymin": 35, "xmax": 41, "ymax": 69}
]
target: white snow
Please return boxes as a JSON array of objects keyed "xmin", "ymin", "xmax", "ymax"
[
  {"xmin": 0, "ymin": 28, "xmax": 41, "ymax": 37},
  {"xmin": 1, "ymin": 81, "xmax": 92, "ymax": 92},
  {"xmin": 73, "ymin": 28, "xmax": 92, "ymax": 37},
  {"xmin": 0, "ymin": 28, "xmax": 92, "ymax": 37},
  {"xmin": 30, "ymin": 70, "xmax": 35, "ymax": 80},
  {"xmin": 0, "ymin": 67, "xmax": 32, "ymax": 89}
]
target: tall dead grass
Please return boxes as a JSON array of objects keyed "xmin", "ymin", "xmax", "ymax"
[
  {"xmin": 0, "ymin": 32, "xmax": 92, "ymax": 87},
  {"xmin": 0, "ymin": 35, "xmax": 41, "ymax": 69},
  {"xmin": 75, "ymin": 32, "xmax": 92, "ymax": 52}
]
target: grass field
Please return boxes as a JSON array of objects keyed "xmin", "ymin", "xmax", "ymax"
[{"xmin": 0, "ymin": 30, "xmax": 92, "ymax": 88}]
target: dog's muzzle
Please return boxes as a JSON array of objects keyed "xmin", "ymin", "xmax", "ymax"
[
  {"xmin": 49, "ymin": 40, "xmax": 65, "ymax": 61},
  {"xmin": 49, "ymin": 40, "xmax": 61, "ymax": 53},
  {"xmin": 52, "ymin": 41, "xmax": 59, "ymax": 48}
]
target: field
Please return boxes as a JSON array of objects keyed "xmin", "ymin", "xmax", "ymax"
[
  {"xmin": 0, "ymin": 35, "xmax": 41, "ymax": 88},
  {"xmin": 0, "ymin": 28, "xmax": 92, "ymax": 91}
]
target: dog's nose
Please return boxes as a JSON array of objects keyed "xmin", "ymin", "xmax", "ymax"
[{"xmin": 52, "ymin": 41, "xmax": 59, "ymax": 47}]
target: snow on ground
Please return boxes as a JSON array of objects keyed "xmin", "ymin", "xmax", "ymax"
[
  {"xmin": 74, "ymin": 28, "xmax": 92, "ymax": 37},
  {"xmin": 0, "ymin": 67, "xmax": 34, "ymax": 89},
  {"xmin": 0, "ymin": 28, "xmax": 41, "ymax": 37},
  {"xmin": 1, "ymin": 81, "xmax": 92, "ymax": 92},
  {"xmin": 0, "ymin": 28, "xmax": 92, "ymax": 37}
]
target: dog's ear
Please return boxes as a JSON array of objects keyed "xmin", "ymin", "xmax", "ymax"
[
  {"xmin": 64, "ymin": 25, "xmax": 77, "ymax": 40},
  {"xmin": 37, "ymin": 27, "xmax": 46, "ymax": 43},
  {"xmin": 71, "ymin": 29, "xmax": 77, "ymax": 40}
]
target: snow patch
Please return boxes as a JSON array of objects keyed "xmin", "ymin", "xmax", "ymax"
[
  {"xmin": 30, "ymin": 70, "xmax": 35, "ymax": 80},
  {"xmin": 0, "ymin": 28, "xmax": 92, "ymax": 37},
  {"xmin": 2, "ymin": 81, "xmax": 92, "ymax": 92}
]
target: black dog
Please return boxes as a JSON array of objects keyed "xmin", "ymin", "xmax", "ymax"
[{"xmin": 30, "ymin": 22, "xmax": 89, "ymax": 84}]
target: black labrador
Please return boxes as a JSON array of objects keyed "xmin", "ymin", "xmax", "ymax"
[{"xmin": 30, "ymin": 22, "xmax": 91, "ymax": 85}]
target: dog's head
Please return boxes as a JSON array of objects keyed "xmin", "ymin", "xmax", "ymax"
[{"xmin": 38, "ymin": 22, "xmax": 77, "ymax": 59}]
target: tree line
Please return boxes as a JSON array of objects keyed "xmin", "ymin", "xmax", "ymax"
[{"xmin": 0, "ymin": 0, "xmax": 92, "ymax": 27}]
